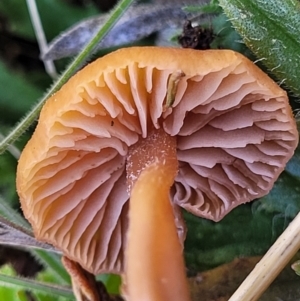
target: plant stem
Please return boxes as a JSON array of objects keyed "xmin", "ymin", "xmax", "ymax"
[
  {"xmin": 32, "ymin": 250, "xmax": 71, "ymax": 284},
  {"xmin": 0, "ymin": 273, "xmax": 74, "ymax": 298},
  {"xmin": 0, "ymin": 132, "xmax": 20, "ymax": 159},
  {"xmin": 229, "ymin": 211, "xmax": 300, "ymax": 301},
  {"xmin": 0, "ymin": 194, "xmax": 30, "ymax": 230},
  {"xmin": 0, "ymin": 0, "xmax": 135, "ymax": 155},
  {"xmin": 26, "ymin": 0, "xmax": 57, "ymax": 78}
]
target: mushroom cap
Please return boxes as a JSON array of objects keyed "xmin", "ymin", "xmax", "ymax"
[{"xmin": 17, "ymin": 47, "xmax": 298, "ymax": 275}]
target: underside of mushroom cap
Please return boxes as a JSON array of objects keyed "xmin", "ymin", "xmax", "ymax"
[{"xmin": 17, "ymin": 47, "xmax": 298, "ymax": 275}]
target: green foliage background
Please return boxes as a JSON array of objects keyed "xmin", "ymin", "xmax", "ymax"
[{"xmin": 0, "ymin": 0, "xmax": 299, "ymax": 299}]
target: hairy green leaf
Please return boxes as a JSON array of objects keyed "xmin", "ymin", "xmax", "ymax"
[
  {"xmin": 219, "ymin": 0, "xmax": 300, "ymax": 95},
  {"xmin": 0, "ymin": 271, "xmax": 74, "ymax": 299},
  {"xmin": 0, "ymin": 265, "xmax": 27, "ymax": 301}
]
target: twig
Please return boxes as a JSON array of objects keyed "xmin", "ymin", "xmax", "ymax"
[
  {"xmin": 229, "ymin": 211, "xmax": 300, "ymax": 301},
  {"xmin": 26, "ymin": 0, "xmax": 58, "ymax": 78}
]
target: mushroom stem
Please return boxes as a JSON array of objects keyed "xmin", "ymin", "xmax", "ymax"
[
  {"xmin": 125, "ymin": 128, "xmax": 191, "ymax": 301},
  {"xmin": 62, "ymin": 256, "xmax": 99, "ymax": 301}
]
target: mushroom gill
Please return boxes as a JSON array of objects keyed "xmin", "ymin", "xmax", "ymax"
[{"xmin": 17, "ymin": 47, "xmax": 298, "ymax": 277}]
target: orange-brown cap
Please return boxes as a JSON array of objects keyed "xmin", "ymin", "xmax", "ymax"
[{"xmin": 17, "ymin": 47, "xmax": 298, "ymax": 275}]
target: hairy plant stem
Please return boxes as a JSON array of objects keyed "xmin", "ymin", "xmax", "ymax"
[
  {"xmin": 0, "ymin": 0, "xmax": 136, "ymax": 155},
  {"xmin": 0, "ymin": 273, "xmax": 74, "ymax": 298}
]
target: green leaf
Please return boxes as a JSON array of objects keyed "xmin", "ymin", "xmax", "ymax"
[
  {"xmin": 0, "ymin": 270, "xmax": 74, "ymax": 299},
  {"xmin": 183, "ymin": 0, "xmax": 222, "ymax": 14},
  {"xmin": 35, "ymin": 268, "xmax": 74, "ymax": 301},
  {"xmin": 32, "ymin": 251, "xmax": 70, "ymax": 285},
  {"xmin": 0, "ymin": 265, "xmax": 28, "ymax": 301},
  {"xmin": 96, "ymin": 274, "xmax": 121, "ymax": 294},
  {"xmin": 0, "ymin": 0, "xmax": 98, "ymax": 40},
  {"xmin": 0, "ymin": 265, "xmax": 75, "ymax": 301},
  {"xmin": 0, "ymin": 60, "xmax": 43, "ymax": 123},
  {"xmin": 0, "ymin": 153, "xmax": 18, "ymax": 205},
  {"xmin": 219, "ymin": 0, "xmax": 300, "ymax": 95},
  {"xmin": 210, "ymin": 14, "xmax": 250, "ymax": 55},
  {"xmin": 184, "ymin": 204, "xmax": 287, "ymax": 272},
  {"xmin": 0, "ymin": 194, "xmax": 31, "ymax": 230}
]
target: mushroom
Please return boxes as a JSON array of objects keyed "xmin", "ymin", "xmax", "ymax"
[{"xmin": 16, "ymin": 47, "xmax": 298, "ymax": 301}]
